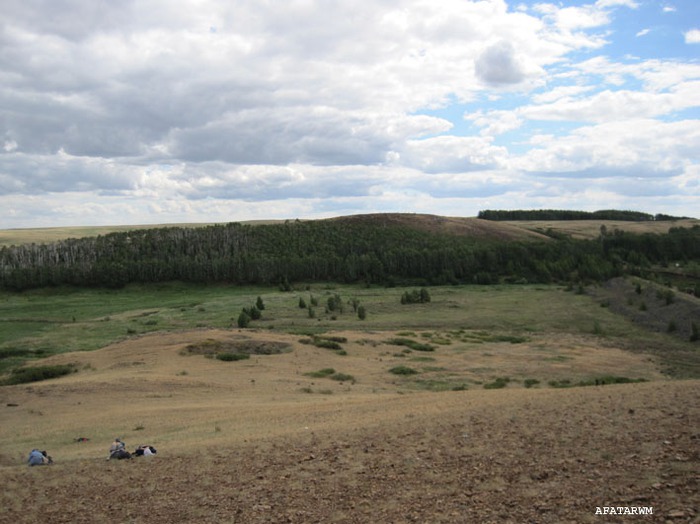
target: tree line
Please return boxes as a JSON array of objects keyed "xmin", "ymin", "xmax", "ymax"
[
  {"xmin": 477, "ymin": 209, "xmax": 690, "ymax": 221},
  {"xmin": 0, "ymin": 220, "xmax": 698, "ymax": 291}
]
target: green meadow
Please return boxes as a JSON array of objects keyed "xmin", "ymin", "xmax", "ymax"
[{"xmin": 1, "ymin": 282, "xmax": 695, "ymax": 377}]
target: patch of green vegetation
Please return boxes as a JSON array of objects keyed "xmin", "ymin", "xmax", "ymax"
[
  {"xmin": 389, "ymin": 365, "xmax": 419, "ymax": 376},
  {"xmin": 299, "ymin": 336, "xmax": 345, "ymax": 350},
  {"xmin": 523, "ymin": 378, "xmax": 540, "ymax": 388},
  {"xmin": 1, "ymin": 364, "xmax": 76, "ymax": 385},
  {"xmin": 0, "ymin": 281, "xmax": 698, "ymax": 379},
  {"xmin": 329, "ymin": 372, "xmax": 354, "ymax": 382},
  {"xmin": 483, "ymin": 377, "xmax": 511, "ymax": 389},
  {"xmin": 304, "ymin": 368, "xmax": 354, "ymax": 382},
  {"xmin": 386, "ymin": 338, "xmax": 435, "ymax": 352},
  {"xmin": 549, "ymin": 376, "xmax": 647, "ymax": 388},
  {"xmin": 304, "ymin": 368, "xmax": 336, "ymax": 378},
  {"xmin": 215, "ymin": 352, "xmax": 250, "ymax": 362}
]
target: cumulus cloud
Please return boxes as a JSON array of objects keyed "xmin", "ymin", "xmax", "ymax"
[
  {"xmin": 0, "ymin": 0, "xmax": 697, "ymax": 227},
  {"xmin": 516, "ymin": 119, "xmax": 700, "ymax": 177},
  {"xmin": 685, "ymin": 29, "xmax": 700, "ymax": 44},
  {"xmin": 474, "ymin": 41, "xmax": 527, "ymax": 85}
]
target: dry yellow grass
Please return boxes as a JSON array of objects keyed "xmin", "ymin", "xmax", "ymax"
[
  {"xmin": 0, "ymin": 327, "xmax": 666, "ymax": 465},
  {"xmin": 505, "ymin": 218, "xmax": 700, "ymax": 240},
  {"xmin": 0, "ymin": 334, "xmax": 697, "ymax": 523}
]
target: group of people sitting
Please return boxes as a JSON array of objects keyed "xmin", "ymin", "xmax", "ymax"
[
  {"xmin": 27, "ymin": 438, "xmax": 157, "ymax": 465},
  {"xmin": 108, "ymin": 438, "xmax": 157, "ymax": 460}
]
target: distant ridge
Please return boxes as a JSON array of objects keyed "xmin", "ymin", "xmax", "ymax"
[{"xmin": 326, "ymin": 213, "xmax": 550, "ymax": 242}]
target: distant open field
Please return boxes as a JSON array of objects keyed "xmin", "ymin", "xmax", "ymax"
[
  {"xmin": 504, "ymin": 218, "xmax": 700, "ymax": 240},
  {"xmin": 1, "ymin": 282, "xmax": 698, "ymax": 521},
  {"xmin": 0, "ymin": 220, "xmax": 283, "ymax": 247},
  {"xmin": 2, "ymin": 214, "xmax": 697, "ymax": 246}
]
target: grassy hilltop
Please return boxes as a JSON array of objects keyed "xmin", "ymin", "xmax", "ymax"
[{"xmin": 0, "ymin": 213, "xmax": 699, "ymax": 522}]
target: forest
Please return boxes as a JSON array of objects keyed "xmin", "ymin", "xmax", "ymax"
[
  {"xmin": 477, "ymin": 209, "xmax": 688, "ymax": 221},
  {"xmin": 1, "ymin": 215, "xmax": 698, "ymax": 292}
]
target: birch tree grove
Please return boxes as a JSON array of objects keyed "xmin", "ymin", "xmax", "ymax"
[{"xmin": 0, "ymin": 220, "xmax": 698, "ymax": 291}]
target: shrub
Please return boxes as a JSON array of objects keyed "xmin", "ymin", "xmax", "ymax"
[
  {"xmin": 483, "ymin": 377, "xmax": 510, "ymax": 389},
  {"xmin": 305, "ymin": 336, "xmax": 346, "ymax": 350},
  {"xmin": 298, "ymin": 297, "xmax": 307, "ymax": 309},
  {"xmin": 548, "ymin": 379, "xmax": 572, "ymax": 388},
  {"xmin": 326, "ymin": 294, "xmax": 343, "ymax": 313},
  {"xmin": 357, "ymin": 305, "xmax": 367, "ymax": 320},
  {"xmin": 216, "ymin": 353, "xmax": 250, "ymax": 362},
  {"xmin": 248, "ymin": 306, "xmax": 262, "ymax": 320},
  {"xmin": 389, "ymin": 365, "xmax": 419, "ymax": 375},
  {"xmin": 329, "ymin": 373, "xmax": 354, "ymax": 382},
  {"xmin": 313, "ymin": 338, "xmax": 342, "ymax": 350},
  {"xmin": 237, "ymin": 311, "xmax": 251, "ymax": 328},
  {"xmin": 401, "ymin": 288, "xmax": 431, "ymax": 304},
  {"xmin": 593, "ymin": 321, "xmax": 604, "ymax": 335},
  {"xmin": 305, "ymin": 368, "xmax": 336, "ymax": 378},
  {"xmin": 3, "ymin": 364, "xmax": 76, "ymax": 385},
  {"xmin": 386, "ymin": 338, "xmax": 435, "ymax": 352},
  {"xmin": 524, "ymin": 378, "xmax": 540, "ymax": 388},
  {"xmin": 256, "ymin": 296, "xmax": 265, "ymax": 310}
]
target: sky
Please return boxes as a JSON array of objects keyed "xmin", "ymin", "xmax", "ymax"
[{"xmin": 1, "ymin": 0, "xmax": 699, "ymax": 228}]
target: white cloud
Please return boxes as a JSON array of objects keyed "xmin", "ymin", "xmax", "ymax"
[
  {"xmin": 399, "ymin": 136, "xmax": 508, "ymax": 173},
  {"xmin": 516, "ymin": 119, "xmax": 700, "ymax": 176},
  {"xmin": 465, "ymin": 110, "xmax": 524, "ymax": 136},
  {"xmin": 0, "ymin": 0, "xmax": 697, "ymax": 227},
  {"xmin": 636, "ymin": 28, "xmax": 650, "ymax": 37},
  {"xmin": 685, "ymin": 29, "xmax": 700, "ymax": 44},
  {"xmin": 595, "ymin": 0, "xmax": 639, "ymax": 8}
]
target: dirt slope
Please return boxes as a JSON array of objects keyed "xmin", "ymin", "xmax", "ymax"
[
  {"xmin": 0, "ymin": 328, "xmax": 697, "ymax": 523},
  {"xmin": 329, "ymin": 213, "xmax": 550, "ymax": 241},
  {"xmin": 1, "ymin": 380, "xmax": 697, "ymax": 523}
]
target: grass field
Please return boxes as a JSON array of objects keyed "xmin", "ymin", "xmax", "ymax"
[
  {"xmin": 1, "ymin": 282, "xmax": 693, "ymax": 365},
  {"xmin": 1, "ymin": 282, "xmax": 698, "ymax": 522}
]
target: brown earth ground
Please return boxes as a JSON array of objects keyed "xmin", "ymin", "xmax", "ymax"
[{"xmin": 0, "ymin": 329, "xmax": 698, "ymax": 523}]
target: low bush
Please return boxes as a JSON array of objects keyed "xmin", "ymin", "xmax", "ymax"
[
  {"xmin": 329, "ymin": 373, "xmax": 354, "ymax": 382},
  {"xmin": 304, "ymin": 368, "xmax": 336, "ymax": 378},
  {"xmin": 386, "ymin": 338, "xmax": 435, "ymax": 352},
  {"xmin": 216, "ymin": 353, "xmax": 250, "ymax": 362},
  {"xmin": 389, "ymin": 365, "xmax": 419, "ymax": 375},
  {"xmin": 2, "ymin": 364, "xmax": 76, "ymax": 385},
  {"xmin": 483, "ymin": 377, "xmax": 510, "ymax": 389}
]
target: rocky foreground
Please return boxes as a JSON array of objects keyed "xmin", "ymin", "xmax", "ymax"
[{"xmin": 1, "ymin": 380, "xmax": 698, "ymax": 524}]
